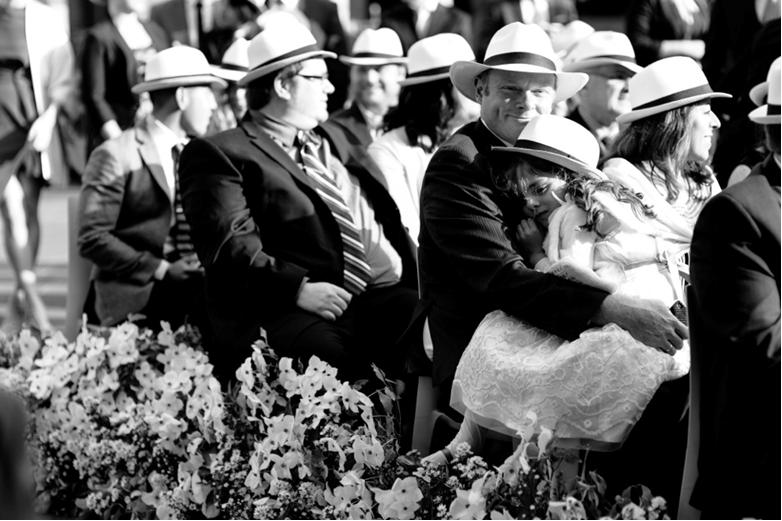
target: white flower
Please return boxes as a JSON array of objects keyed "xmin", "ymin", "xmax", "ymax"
[
  {"xmin": 372, "ymin": 477, "xmax": 422, "ymax": 520},
  {"xmin": 352, "ymin": 436, "xmax": 384, "ymax": 469},
  {"xmin": 621, "ymin": 502, "xmax": 647, "ymax": 520},
  {"xmin": 449, "ymin": 476, "xmax": 487, "ymax": 520}
]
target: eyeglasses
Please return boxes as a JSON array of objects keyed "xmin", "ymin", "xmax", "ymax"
[{"xmin": 295, "ymin": 73, "xmax": 330, "ymax": 83}]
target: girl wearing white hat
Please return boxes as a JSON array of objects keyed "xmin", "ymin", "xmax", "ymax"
[
  {"xmin": 431, "ymin": 116, "xmax": 689, "ymax": 476},
  {"xmin": 367, "ymin": 34, "xmax": 477, "ymax": 246}
]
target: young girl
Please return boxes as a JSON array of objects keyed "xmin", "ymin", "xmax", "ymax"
[{"xmin": 438, "ymin": 116, "xmax": 690, "ymax": 468}]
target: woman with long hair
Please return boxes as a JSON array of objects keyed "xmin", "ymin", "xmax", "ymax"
[{"xmin": 367, "ymin": 33, "xmax": 478, "ymax": 245}]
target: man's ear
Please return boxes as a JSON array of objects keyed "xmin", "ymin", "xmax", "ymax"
[
  {"xmin": 474, "ymin": 76, "xmax": 485, "ymax": 103},
  {"xmin": 273, "ymin": 74, "xmax": 292, "ymax": 101},
  {"xmin": 174, "ymin": 87, "xmax": 188, "ymax": 111}
]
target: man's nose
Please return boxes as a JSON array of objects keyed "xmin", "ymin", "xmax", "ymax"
[
  {"xmin": 325, "ymin": 78, "xmax": 335, "ymax": 94},
  {"xmin": 363, "ymin": 67, "xmax": 380, "ymax": 84}
]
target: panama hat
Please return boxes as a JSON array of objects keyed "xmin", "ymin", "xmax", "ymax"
[
  {"xmin": 616, "ymin": 56, "xmax": 731, "ymax": 124},
  {"xmin": 550, "ymin": 20, "xmax": 594, "ymax": 58},
  {"xmin": 239, "ymin": 21, "xmax": 336, "ymax": 87},
  {"xmin": 211, "ymin": 38, "xmax": 250, "ymax": 83},
  {"xmin": 450, "ymin": 23, "xmax": 588, "ymax": 104},
  {"xmin": 132, "ymin": 46, "xmax": 227, "ymax": 94},
  {"xmin": 492, "ymin": 115, "xmax": 604, "ymax": 180},
  {"xmin": 749, "ymin": 56, "xmax": 781, "ymax": 125},
  {"xmin": 339, "ymin": 28, "xmax": 407, "ymax": 67},
  {"xmin": 399, "ymin": 34, "xmax": 474, "ymax": 87},
  {"xmin": 562, "ymin": 31, "xmax": 641, "ymax": 75}
]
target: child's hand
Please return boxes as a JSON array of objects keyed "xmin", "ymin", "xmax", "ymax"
[{"xmin": 516, "ymin": 219, "xmax": 545, "ymax": 264}]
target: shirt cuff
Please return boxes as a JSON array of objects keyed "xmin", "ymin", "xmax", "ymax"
[{"xmin": 154, "ymin": 260, "xmax": 170, "ymax": 280}]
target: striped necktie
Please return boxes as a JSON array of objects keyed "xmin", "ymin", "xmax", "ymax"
[
  {"xmin": 298, "ymin": 132, "xmax": 372, "ymax": 295},
  {"xmin": 171, "ymin": 143, "xmax": 195, "ymax": 259}
]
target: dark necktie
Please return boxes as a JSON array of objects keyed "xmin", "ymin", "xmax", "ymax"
[
  {"xmin": 298, "ymin": 132, "xmax": 372, "ymax": 295},
  {"xmin": 170, "ymin": 143, "xmax": 195, "ymax": 259}
]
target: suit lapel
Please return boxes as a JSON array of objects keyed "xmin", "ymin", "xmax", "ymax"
[
  {"xmin": 241, "ymin": 118, "xmax": 316, "ymax": 191},
  {"xmin": 135, "ymin": 121, "xmax": 172, "ymax": 201}
]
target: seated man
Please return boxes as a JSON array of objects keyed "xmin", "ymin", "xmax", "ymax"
[
  {"xmin": 78, "ymin": 46, "xmax": 224, "ymax": 331},
  {"xmin": 178, "ymin": 22, "xmax": 419, "ymax": 383},
  {"xmin": 328, "ymin": 28, "xmax": 407, "ymax": 147},
  {"xmin": 562, "ymin": 31, "xmax": 641, "ymax": 161}
]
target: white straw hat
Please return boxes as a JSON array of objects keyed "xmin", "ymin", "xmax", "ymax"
[
  {"xmin": 450, "ymin": 23, "xmax": 588, "ymax": 104},
  {"xmin": 749, "ymin": 56, "xmax": 781, "ymax": 125},
  {"xmin": 239, "ymin": 21, "xmax": 336, "ymax": 87},
  {"xmin": 562, "ymin": 31, "xmax": 641, "ymax": 75},
  {"xmin": 339, "ymin": 28, "xmax": 407, "ymax": 67},
  {"xmin": 550, "ymin": 20, "xmax": 594, "ymax": 58},
  {"xmin": 493, "ymin": 114, "xmax": 604, "ymax": 180},
  {"xmin": 616, "ymin": 56, "xmax": 731, "ymax": 124},
  {"xmin": 400, "ymin": 33, "xmax": 474, "ymax": 87},
  {"xmin": 211, "ymin": 38, "xmax": 250, "ymax": 83},
  {"xmin": 132, "ymin": 46, "xmax": 227, "ymax": 94}
]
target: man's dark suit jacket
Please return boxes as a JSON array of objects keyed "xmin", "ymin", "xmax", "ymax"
[
  {"xmin": 178, "ymin": 115, "xmax": 417, "ymax": 377},
  {"xmin": 327, "ymin": 102, "xmax": 373, "ymax": 149},
  {"xmin": 417, "ymin": 120, "xmax": 609, "ymax": 386},
  {"xmin": 81, "ymin": 19, "xmax": 169, "ymax": 151},
  {"xmin": 380, "ymin": 3, "xmax": 472, "ymax": 53},
  {"xmin": 689, "ymin": 155, "xmax": 781, "ymax": 519},
  {"xmin": 77, "ymin": 119, "xmax": 172, "ymax": 325}
]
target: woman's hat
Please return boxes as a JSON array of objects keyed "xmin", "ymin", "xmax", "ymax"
[
  {"xmin": 339, "ymin": 28, "xmax": 407, "ymax": 67},
  {"xmin": 450, "ymin": 22, "xmax": 588, "ymax": 104},
  {"xmin": 492, "ymin": 114, "xmax": 604, "ymax": 180},
  {"xmin": 550, "ymin": 20, "xmax": 594, "ymax": 58},
  {"xmin": 239, "ymin": 21, "xmax": 336, "ymax": 86},
  {"xmin": 616, "ymin": 56, "xmax": 731, "ymax": 124},
  {"xmin": 749, "ymin": 56, "xmax": 781, "ymax": 125},
  {"xmin": 562, "ymin": 31, "xmax": 642, "ymax": 75},
  {"xmin": 211, "ymin": 38, "xmax": 250, "ymax": 83},
  {"xmin": 132, "ymin": 46, "xmax": 227, "ymax": 94},
  {"xmin": 399, "ymin": 33, "xmax": 475, "ymax": 87}
]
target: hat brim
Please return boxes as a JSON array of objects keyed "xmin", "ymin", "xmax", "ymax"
[
  {"xmin": 210, "ymin": 66, "xmax": 247, "ymax": 83},
  {"xmin": 616, "ymin": 92, "xmax": 732, "ymax": 124},
  {"xmin": 339, "ymin": 56, "xmax": 408, "ymax": 66},
  {"xmin": 450, "ymin": 61, "xmax": 588, "ymax": 103},
  {"xmin": 562, "ymin": 58, "xmax": 642, "ymax": 75},
  {"xmin": 750, "ymin": 81, "xmax": 768, "ymax": 107},
  {"xmin": 492, "ymin": 145, "xmax": 605, "ymax": 180},
  {"xmin": 132, "ymin": 74, "xmax": 227, "ymax": 94},
  {"xmin": 239, "ymin": 50, "xmax": 337, "ymax": 87},
  {"xmin": 399, "ymin": 71, "xmax": 451, "ymax": 87},
  {"xmin": 749, "ymin": 105, "xmax": 781, "ymax": 124}
]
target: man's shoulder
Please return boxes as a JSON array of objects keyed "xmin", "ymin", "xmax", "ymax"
[{"xmin": 428, "ymin": 122, "xmax": 485, "ymax": 168}]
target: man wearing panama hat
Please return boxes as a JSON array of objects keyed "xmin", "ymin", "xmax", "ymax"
[
  {"xmin": 178, "ymin": 21, "xmax": 418, "ymax": 384},
  {"xmin": 78, "ymin": 45, "xmax": 224, "ymax": 331},
  {"xmin": 689, "ymin": 56, "xmax": 781, "ymax": 520},
  {"xmin": 327, "ymin": 28, "xmax": 408, "ymax": 148},
  {"xmin": 563, "ymin": 31, "xmax": 641, "ymax": 161},
  {"xmin": 416, "ymin": 22, "xmax": 691, "ymax": 412}
]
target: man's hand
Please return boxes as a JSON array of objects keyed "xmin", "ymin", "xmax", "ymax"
[
  {"xmin": 26, "ymin": 105, "xmax": 58, "ymax": 152},
  {"xmin": 165, "ymin": 256, "xmax": 203, "ymax": 281},
  {"xmin": 592, "ymin": 293, "xmax": 688, "ymax": 355},
  {"xmin": 296, "ymin": 282, "xmax": 352, "ymax": 321}
]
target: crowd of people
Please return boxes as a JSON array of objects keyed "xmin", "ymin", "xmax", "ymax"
[{"xmin": 0, "ymin": 0, "xmax": 780, "ymax": 518}]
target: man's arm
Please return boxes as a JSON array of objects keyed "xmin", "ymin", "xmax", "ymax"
[
  {"xmin": 691, "ymin": 192, "xmax": 781, "ymax": 361},
  {"xmin": 77, "ymin": 142, "xmax": 163, "ymax": 284},
  {"xmin": 178, "ymin": 137, "xmax": 309, "ymax": 308}
]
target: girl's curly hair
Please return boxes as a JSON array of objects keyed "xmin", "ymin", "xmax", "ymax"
[{"xmin": 488, "ymin": 154, "xmax": 655, "ymax": 237}]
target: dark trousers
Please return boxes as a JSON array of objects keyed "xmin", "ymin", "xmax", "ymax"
[
  {"xmin": 264, "ymin": 284, "xmax": 418, "ymax": 382},
  {"xmin": 84, "ymin": 274, "xmax": 210, "ymax": 338},
  {"xmin": 587, "ymin": 375, "xmax": 690, "ymax": 508}
]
